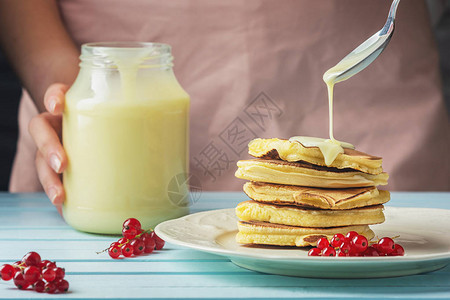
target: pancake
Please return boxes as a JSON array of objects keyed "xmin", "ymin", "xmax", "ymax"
[
  {"xmin": 236, "ymin": 221, "xmax": 375, "ymax": 247},
  {"xmin": 235, "ymin": 159, "xmax": 388, "ymax": 188},
  {"xmin": 248, "ymin": 138, "xmax": 383, "ymax": 175},
  {"xmin": 243, "ymin": 182, "xmax": 390, "ymax": 210},
  {"xmin": 235, "ymin": 200, "xmax": 385, "ymax": 227}
]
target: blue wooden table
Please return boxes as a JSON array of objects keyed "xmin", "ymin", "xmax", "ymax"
[{"xmin": 0, "ymin": 192, "xmax": 449, "ymax": 299}]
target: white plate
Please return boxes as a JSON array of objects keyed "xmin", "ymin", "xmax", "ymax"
[{"xmin": 155, "ymin": 206, "xmax": 450, "ymax": 278}]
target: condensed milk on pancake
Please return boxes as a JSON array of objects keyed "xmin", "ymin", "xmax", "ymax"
[
  {"xmin": 289, "ymin": 137, "xmax": 353, "ymax": 166},
  {"xmin": 288, "ymin": 37, "xmax": 385, "ymax": 166},
  {"xmin": 247, "ymin": 138, "xmax": 383, "ymax": 174}
]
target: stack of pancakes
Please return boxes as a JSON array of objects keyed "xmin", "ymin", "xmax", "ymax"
[{"xmin": 234, "ymin": 138, "xmax": 390, "ymax": 247}]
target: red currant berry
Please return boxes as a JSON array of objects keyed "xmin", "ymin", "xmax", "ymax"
[
  {"xmin": 388, "ymin": 244, "xmax": 405, "ymax": 256},
  {"xmin": 110, "ymin": 242, "xmax": 120, "ymax": 248},
  {"xmin": 141, "ymin": 232, "xmax": 151, "ymax": 239},
  {"xmin": 130, "ymin": 239, "xmax": 145, "ymax": 255},
  {"xmin": 0, "ymin": 264, "xmax": 15, "ymax": 281},
  {"xmin": 13, "ymin": 272, "xmax": 30, "ymax": 290},
  {"xmin": 363, "ymin": 246, "xmax": 380, "ymax": 257},
  {"xmin": 34, "ymin": 279, "xmax": 45, "ymax": 293},
  {"xmin": 54, "ymin": 267, "xmax": 65, "ymax": 281},
  {"xmin": 352, "ymin": 235, "xmax": 369, "ymax": 253},
  {"xmin": 377, "ymin": 237, "xmax": 395, "ymax": 255},
  {"xmin": 12, "ymin": 261, "xmax": 24, "ymax": 271},
  {"xmin": 348, "ymin": 244, "xmax": 359, "ymax": 256},
  {"xmin": 345, "ymin": 231, "xmax": 359, "ymax": 241},
  {"xmin": 42, "ymin": 267, "xmax": 56, "ymax": 282},
  {"xmin": 151, "ymin": 232, "xmax": 165, "ymax": 250},
  {"xmin": 308, "ymin": 247, "xmax": 322, "ymax": 256},
  {"xmin": 12, "ymin": 265, "xmax": 21, "ymax": 275},
  {"xmin": 321, "ymin": 246, "xmax": 336, "ymax": 257},
  {"xmin": 373, "ymin": 244, "xmax": 385, "ymax": 256},
  {"xmin": 44, "ymin": 281, "xmax": 57, "ymax": 293},
  {"xmin": 108, "ymin": 245, "xmax": 121, "ymax": 259},
  {"xmin": 122, "ymin": 227, "xmax": 138, "ymax": 240},
  {"xmin": 118, "ymin": 237, "xmax": 128, "ymax": 245},
  {"xmin": 23, "ymin": 266, "xmax": 41, "ymax": 284},
  {"xmin": 143, "ymin": 236, "xmax": 156, "ymax": 254},
  {"xmin": 40, "ymin": 260, "xmax": 51, "ymax": 269},
  {"xmin": 56, "ymin": 279, "xmax": 69, "ymax": 292},
  {"xmin": 43, "ymin": 261, "xmax": 57, "ymax": 270},
  {"xmin": 13, "ymin": 260, "xmax": 25, "ymax": 266},
  {"xmin": 330, "ymin": 233, "xmax": 345, "ymax": 248},
  {"xmin": 339, "ymin": 241, "xmax": 352, "ymax": 255},
  {"xmin": 316, "ymin": 237, "xmax": 329, "ymax": 250},
  {"xmin": 336, "ymin": 249, "xmax": 348, "ymax": 257},
  {"xmin": 123, "ymin": 218, "xmax": 141, "ymax": 231},
  {"xmin": 141, "ymin": 232, "xmax": 151, "ymax": 243},
  {"xmin": 22, "ymin": 251, "xmax": 42, "ymax": 267},
  {"xmin": 121, "ymin": 244, "xmax": 134, "ymax": 257}
]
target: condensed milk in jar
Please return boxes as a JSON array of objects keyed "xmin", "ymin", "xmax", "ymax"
[{"xmin": 62, "ymin": 42, "xmax": 190, "ymax": 234}]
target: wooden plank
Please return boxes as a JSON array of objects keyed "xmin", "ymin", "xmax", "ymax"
[
  {"xmin": 1, "ymin": 260, "xmax": 446, "ymax": 279},
  {"xmin": 0, "ymin": 243, "xmax": 226, "ymax": 262},
  {"xmin": 0, "ymin": 211, "xmax": 67, "ymax": 227},
  {"xmin": 0, "ymin": 239, "xmax": 191, "ymax": 250},
  {"xmin": 10, "ymin": 261, "xmax": 253, "ymax": 274},
  {"xmin": 1, "ymin": 274, "xmax": 449, "ymax": 299},
  {"xmin": 389, "ymin": 192, "xmax": 450, "ymax": 209},
  {"xmin": 0, "ymin": 229, "xmax": 114, "ymax": 240}
]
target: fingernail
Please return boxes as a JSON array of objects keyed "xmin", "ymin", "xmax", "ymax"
[
  {"xmin": 49, "ymin": 97, "xmax": 57, "ymax": 112},
  {"xmin": 48, "ymin": 187, "xmax": 58, "ymax": 204},
  {"xmin": 50, "ymin": 154, "xmax": 62, "ymax": 173}
]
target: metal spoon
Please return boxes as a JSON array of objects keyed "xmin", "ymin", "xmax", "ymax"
[{"xmin": 323, "ymin": 0, "xmax": 401, "ymax": 84}]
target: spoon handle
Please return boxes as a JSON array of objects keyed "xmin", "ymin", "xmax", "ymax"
[
  {"xmin": 381, "ymin": 0, "xmax": 401, "ymax": 35},
  {"xmin": 388, "ymin": 0, "xmax": 401, "ymax": 20}
]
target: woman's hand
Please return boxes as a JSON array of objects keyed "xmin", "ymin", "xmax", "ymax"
[{"xmin": 29, "ymin": 83, "xmax": 69, "ymax": 208}]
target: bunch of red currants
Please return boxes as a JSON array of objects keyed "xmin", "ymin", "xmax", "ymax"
[
  {"xmin": 308, "ymin": 231, "xmax": 405, "ymax": 257},
  {"xmin": 0, "ymin": 252, "xmax": 68, "ymax": 293},
  {"xmin": 107, "ymin": 218, "xmax": 165, "ymax": 259}
]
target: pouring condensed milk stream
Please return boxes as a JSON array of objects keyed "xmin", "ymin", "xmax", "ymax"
[{"xmin": 290, "ymin": 0, "xmax": 400, "ymax": 166}]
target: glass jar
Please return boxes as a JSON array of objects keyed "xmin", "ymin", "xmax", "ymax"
[{"xmin": 62, "ymin": 42, "xmax": 190, "ymax": 234}]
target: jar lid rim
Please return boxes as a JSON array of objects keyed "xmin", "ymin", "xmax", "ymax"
[
  {"xmin": 82, "ymin": 42, "xmax": 171, "ymax": 51},
  {"xmin": 80, "ymin": 42, "xmax": 173, "ymax": 69}
]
